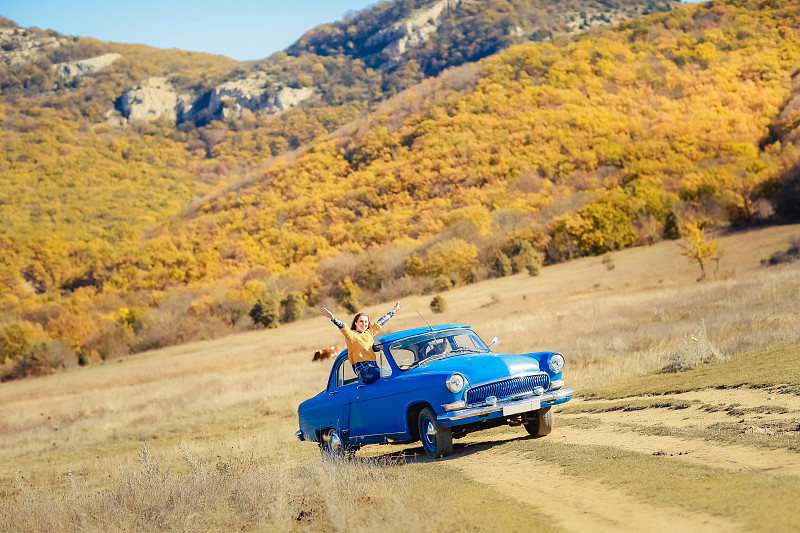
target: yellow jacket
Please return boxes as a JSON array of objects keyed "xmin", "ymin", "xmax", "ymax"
[{"xmin": 339, "ymin": 323, "xmax": 382, "ymax": 366}]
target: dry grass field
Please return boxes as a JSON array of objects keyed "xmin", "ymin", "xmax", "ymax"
[{"xmin": 1, "ymin": 224, "xmax": 799, "ymax": 532}]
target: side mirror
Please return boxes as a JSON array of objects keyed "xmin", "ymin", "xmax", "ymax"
[{"xmin": 489, "ymin": 337, "xmax": 499, "ymax": 347}]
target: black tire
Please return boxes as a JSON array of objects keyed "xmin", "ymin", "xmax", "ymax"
[
  {"xmin": 319, "ymin": 428, "xmax": 352, "ymax": 459},
  {"xmin": 524, "ymin": 407, "xmax": 552, "ymax": 438},
  {"xmin": 418, "ymin": 407, "xmax": 453, "ymax": 458}
]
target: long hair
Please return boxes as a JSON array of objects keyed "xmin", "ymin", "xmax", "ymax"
[{"xmin": 350, "ymin": 312, "xmax": 369, "ymax": 331}]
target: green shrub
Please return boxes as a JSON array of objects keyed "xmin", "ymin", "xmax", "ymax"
[
  {"xmin": 499, "ymin": 236, "xmax": 543, "ymax": 276},
  {"xmin": 249, "ymin": 298, "xmax": 280, "ymax": 328},
  {"xmin": 280, "ymin": 291, "xmax": 306, "ymax": 323},
  {"xmin": 337, "ymin": 277, "xmax": 362, "ymax": 314},
  {"xmin": 515, "ymin": 241, "xmax": 543, "ymax": 276},
  {"xmin": 493, "ymin": 251, "xmax": 513, "ymax": 277}
]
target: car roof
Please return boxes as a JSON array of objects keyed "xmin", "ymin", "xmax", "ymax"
[{"xmin": 374, "ymin": 323, "xmax": 470, "ymax": 344}]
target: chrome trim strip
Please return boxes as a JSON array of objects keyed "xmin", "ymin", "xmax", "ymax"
[
  {"xmin": 347, "ymin": 432, "xmax": 406, "ymax": 441},
  {"xmin": 439, "ymin": 388, "xmax": 574, "ymax": 421}
]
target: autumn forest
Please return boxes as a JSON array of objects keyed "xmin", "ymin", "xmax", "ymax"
[{"xmin": 1, "ymin": 0, "xmax": 800, "ymax": 380}]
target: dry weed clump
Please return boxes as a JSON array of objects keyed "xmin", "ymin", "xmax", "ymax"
[
  {"xmin": 659, "ymin": 320, "xmax": 729, "ymax": 373},
  {"xmin": 1, "ymin": 441, "xmax": 458, "ymax": 533}
]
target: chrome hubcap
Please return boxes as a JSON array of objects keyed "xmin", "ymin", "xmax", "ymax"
[
  {"xmin": 425, "ymin": 420, "xmax": 436, "ymax": 442},
  {"xmin": 328, "ymin": 431, "xmax": 341, "ymax": 453}
]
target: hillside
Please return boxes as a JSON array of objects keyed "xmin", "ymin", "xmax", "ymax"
[
  {"xmin": 2, "ymin": 0, "xmax": 800, "ymax": 378},
  {"xmin": 1, "ymin": 224, "xmax": 798, "ymax": 531}
]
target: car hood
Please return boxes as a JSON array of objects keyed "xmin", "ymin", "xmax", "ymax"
[{"xmin": 407, "ymin": 352, "xmax": 541, "ymax": 384}]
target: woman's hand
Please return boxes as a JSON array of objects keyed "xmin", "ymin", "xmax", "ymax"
[{"xmin": 320, "ymin": 307, "xmax": 334, "ymax": 320}]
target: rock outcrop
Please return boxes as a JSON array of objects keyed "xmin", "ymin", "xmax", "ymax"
[
  {"xmin": 1, "ymin": 27, "xmax": 63, "ymax": 66},
  {"xmin": 271, "ymin": 86, "xmax": 315, "ymax": 113},
  {"xmin": 206, "ymin": 72, "xmax": 270, "ymax": 119},
  {"xmin": 54, "ymin": 53, "xmax": 121, "ymax": 79},
  {"xmin": 365, "ymin": 0, "xmax": 461, "ymax": 63},
  {"xmin": 117, "ymin": 77, "xmax": 190, "ymax": 124},
  {"xmin": 205, "ymin": 73, "xmax": 314, "ymax": 119}
]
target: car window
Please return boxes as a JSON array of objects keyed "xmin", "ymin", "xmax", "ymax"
[
  {"xmin": 334, "ymin": 352, "xmax": 392, "ymax": 387},
  {"xmin": 388, "ymin": 329, "xmax": 489, "ymax": 370},
  {"xmin": 392, "ymin": 348, "xmax": 415, "ymax": 368},
  {"xmin": 452, "ymin": 333, "xmax": 484, "ymax": 351},
  {"xmin": 376, "ymin": 350, "xmax": 392, "ymax": 377},
  {"xmin": 336, "ymin": 359, "xmax": 359, "ymax": 388}
]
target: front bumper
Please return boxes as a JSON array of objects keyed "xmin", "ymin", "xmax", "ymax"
[{"xmin": 437, "ymin": 387, "xmax": 574, "ymax": 426}]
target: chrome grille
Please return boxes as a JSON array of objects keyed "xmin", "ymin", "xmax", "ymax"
[{"xmin": 466, "ymin": 374, "xmax": 550, "ymax": 405}]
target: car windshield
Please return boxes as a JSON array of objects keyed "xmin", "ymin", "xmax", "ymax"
[{"xmin": 388, "ymin": 329, "xmax": 489, "ymax": 370}]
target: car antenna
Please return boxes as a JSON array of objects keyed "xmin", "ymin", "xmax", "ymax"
[{"xmin": 416, "ymin": 310, "xmax": 434, "ymax": 332}]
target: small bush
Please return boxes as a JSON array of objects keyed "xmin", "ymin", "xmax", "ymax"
[
  {"xmin": 513, "ymin": 241, "xmax": 544, "ymax": 276},
  {"xmin": 211, "ymin": 296, "xmax": 250, "ymax": 326},
  {"xmin": 2, "ymin": 340, "xmax": 76, "ymax": 381},
  {"xmin": 761, "ymin": 241, "xmax": 800, "ymax": 266},
  {"xmin": 86, "ymin": 320, "xmax": 132, "ymax": 360},
  {"xmin": 280, "ymin": 291, "xmax": 306, "ymax": 323},
  {"xmin": 494, "ymin": 251, "xmax": 513, "ymax": 277},
  {"xmin": 430, "ymin": 295, "xmax": 447, "ymax": 313},
  {"xmin": 249, "ymin": 298, "xmax": 280, "ymax": 329},
  {"xmin": 501, "ymin": 236, "xmax": 543, "ymax": 276},
  {"xmin": 602, "ymin": 252, "xmax": 616, "ymax": 271},
  {"xmin": 660, "ymin": 320, "xmax": 729, "ymax": 373},
  {"xmin": 337, "ymin": 277, "xmax": 362, "ymax": 314}
]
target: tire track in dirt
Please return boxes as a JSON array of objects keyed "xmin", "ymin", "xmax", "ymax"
[
  {"xmin": 439, "ymin": 387, "xmax": 800, "ymax": 532},
  {"xmin": 558, "ymin": 387, "xmax": 800, "ymax": 475},
  {"xmin": 449, "ymin": 446, "xmax": 743, "ymax": 533},
  {"xmin": 558, "ymin": 421, "xmax": 800, "ymax": 474},
  {"xmin": 581, "ymin": 388, "xmax": 800, "ymax": 411}
]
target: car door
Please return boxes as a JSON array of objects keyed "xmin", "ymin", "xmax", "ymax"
[
  {"xmin": 325, "ymin": 357, "xmax": 360, "ymax": 440},
  {"xmin": 350, "ymin": 350, "xmax": 405, "ymax": 439}
]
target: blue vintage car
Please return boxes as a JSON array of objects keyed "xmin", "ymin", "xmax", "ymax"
[{"xmin": 296, "ymin": 324, "xmax": 574, "ymax": 458}]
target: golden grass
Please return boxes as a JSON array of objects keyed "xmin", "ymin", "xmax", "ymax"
[
  {"xmin": 3, "ymin": 441, "xmax": 561, "ymax": 532},
  {"xmin": 1, "ymin": 224, "xmax": 799, "ymax": 531},
  {"xmin": 583, "ymin": 343, "xmax": 800, "ymax": 399}
]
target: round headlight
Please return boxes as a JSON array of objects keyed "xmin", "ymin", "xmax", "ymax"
[
  {"xmin": 446, "ymin": 373, "xmax": 466, "ymax": 393},
  {"xmin": 548, "ymin": 353, "xmax": 565, "ymax": 373}
]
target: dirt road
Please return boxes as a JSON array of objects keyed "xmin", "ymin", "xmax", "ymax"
[{"xmin": 387, "ymin": 387, "xmax": 800, "ymax": 532}]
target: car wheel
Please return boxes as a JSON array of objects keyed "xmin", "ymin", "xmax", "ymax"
[
  {"xmin": 524, "ymin": 407, "xmax": 552, "ymax": 438},
  {"xmin": 319, "ymin": 428, "xmax": 352, "ymax": 459},
  {"xmin": 418, "ymin": 407, "xmax": 453, "ymax": 458}
]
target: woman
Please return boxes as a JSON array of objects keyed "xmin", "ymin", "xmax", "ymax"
[{"xmin": 320, "ymin": 301, "xmax": 401, "ymax": 384}]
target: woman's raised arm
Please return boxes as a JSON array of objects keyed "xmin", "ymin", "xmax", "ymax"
[
  {"xmin": 320, "ymin": 307, "xmax": 345, "ymax": 329},
  {"xmin": 376, "ymin": 301, "xmax": 401, "ymax": 327}
]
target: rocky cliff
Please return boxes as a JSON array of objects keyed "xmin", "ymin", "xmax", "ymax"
[
  {"xmin": 116, "ymin": 76, "xmax": 191, "ymax": 123},
  {"xmin": 365, "ymin": 0, "xmax": 461, "ymax": 63},
  {"xmin": 192, "ymin": 73, "xmax": 315, "ymax": 121},
  {"xmin": 54, "ymin": 53, "xmax": 121, "ymax": 79},
  {"xmin": 0, "ymin": 26, "xmax": 63, "ymax": 66}
]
